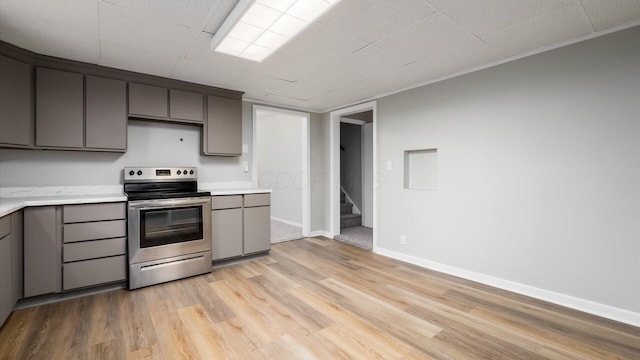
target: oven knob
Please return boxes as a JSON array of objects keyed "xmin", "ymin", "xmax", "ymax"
[
  {"xmin": 184, "ymin": 169, "xmax": 188, "ymax": 175},
  {"xmin": 189, "ymin": 170, "xmax": 194, "ymax": 175},
  {"xmin": 177, "ymin": 170, "xmax": 181, "ymax": 175},
  {"xmin": 129, "ymin": 170, "xmax": 134, "ymax": 176},
  {"xmin": 137, "ymin": 170, "xmax": 142, "ymax": 176}
]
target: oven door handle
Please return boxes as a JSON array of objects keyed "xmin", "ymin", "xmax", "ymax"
[{"xmin": 128, "ymin": 197, "xmax": 210, "ymax": 210}]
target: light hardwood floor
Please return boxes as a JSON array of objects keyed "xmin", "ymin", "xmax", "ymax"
[{"xmin": 1, "ymin": 237, "xmax": 639, "ymax": 359}]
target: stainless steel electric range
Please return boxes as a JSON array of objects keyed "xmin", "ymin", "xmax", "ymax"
[{"xmin": 124, "ymin": 166, "xmax": 212, "ymax": 290}]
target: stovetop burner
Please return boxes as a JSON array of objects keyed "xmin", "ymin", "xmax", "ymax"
[{"xmin": 123, "ymin": 166, "xmax": 210, "ymax": 201}]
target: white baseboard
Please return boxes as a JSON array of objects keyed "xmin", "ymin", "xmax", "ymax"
[
  {"xmin": 374, "ymin": 247, "xmax": 640, "ymax": 327},
  {"xmin": 308, "ymin": 230, "xmax": 333, "ymax": 238},
  {"xmin": 271, "ymin": 216, "xmax": 302, "ymax": 228}
]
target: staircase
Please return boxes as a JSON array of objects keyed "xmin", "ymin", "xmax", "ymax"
[{"xmin": 340, "ymin": 190, "xmax": 361, "ymax": 229}]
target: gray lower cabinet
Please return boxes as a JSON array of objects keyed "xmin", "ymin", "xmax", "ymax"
[
  {"xmin": 36, "ymin": 67, "xmax": 84, "ymax": 148},
  {"xmin": 24, "ymin": 207, "xmax": 61, "ymax": 297},
  {"xmin": 0, "ymin": 214, "xmax": 12, "ymax": 326},
  {"xmin": 0, "ymin": 54, "xmax": 32, "ymax": 148},
  {"xmin": 211, "ymin": 193, "xmax": 270, "ymax": 261},
  {"xmin": 204, "ymin": 95, "xmax": 242, "ymax": 156},
  {"xmin": 211, "ymin": 208, "xmax": 243, "ymax": 260},
  {"xmin": 0, "ymin": 211, "xmax": 24, "ymax": 327},
  {"xmin": 23, "ymin": 203, "xmax": 127, "ymax": 297},
  {"xmin": 243, "ymin": 198, "xmax": 271, "ymax": 255},
  {"xmin": 61, "ymin": 202, "xmax": 127, "ymax": 291},
  {"xmin": 11, "ymin": 211, "xmax": 23, "ymax": 305},
  {"xmin": 85, "ymin": 76, "xmax": 127, "ymax": 151}
]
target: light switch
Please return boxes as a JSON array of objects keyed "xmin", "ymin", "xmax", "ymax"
[
  {"xmin": 243, "ymin": 161, "xmax": 249, "ymax": 172},
  {"xmin": 386, "ymin": 160, "xmax": 393, "ymax": 170}
]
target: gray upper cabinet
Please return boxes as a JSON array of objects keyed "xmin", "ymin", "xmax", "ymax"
[
  {"xmin": 36, "ymin": 68, "xmax": 84, "ymax": 148},
  {"xmin": 85, "ymin": 76, "xmax": 127, "ymax": 151},
  {"xmin": 205, "ymin": 95, "xmax": 242, "ymax": 156},
  {"xmin": 0, "ymin": 54, "xmax": 32, "ymax": 148},
  {"xmin": 128, "ymin": 83, "xmax": 168, "ymax": 118},
  {"xmin": 170, "ymin": 89, "xmax": 203, "ymax": 122}
]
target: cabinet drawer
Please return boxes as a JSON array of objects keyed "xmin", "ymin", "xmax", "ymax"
[
  {"xmin": 0, "ymin": 215, "xmax": 9, "ymax": 239},
  {"xmin": 63, "ymin": 255, "xmax": 126, "ymax": 290},
  {"xmin": 211, "ymin": 195, "xmax": 243, "ymax": 210},
  {"xmin": 63, "ymin": 237, "xmax": 126, "ymax": 262},
  {"xmin": 244, "ymin": 193, "xmax": 270, "ymax": 207},
  {"xmin": 64, "ymin": 219, "xmax": 126, "ymax": 243},
  {"xmin": 64, "ymin": 202, "xmax": 126, "ymax": 223}
]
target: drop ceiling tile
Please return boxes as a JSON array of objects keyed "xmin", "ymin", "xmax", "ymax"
[
  {"xmin": 204, "ymin": 0, "xmax": 239, "ymax": 33},
  {"xmin": 0, "ymin": 0, "xmax": 100, "ymax": 63},
  {"xmin": 261, "ymin": 93, "xmax": 312, "ymax": 109},
  {"xmin": 244, "ymin": 52, "xmax": 322, "ymax": 82},
  {"xmin": 483, "ymin": 4, "xmax": 593, "ymax": 59},
  {"xmin": 318, "ymin": 0, "xmax": 436, "ymax": 44},
  {"xmin": 333, "ymin": 45, "xmax": 411, "ymax": 82},
  {"xmin": 410, "ymin": 39, "xmax": 500, "ymax": 83},
  {"xmin": 425, "ymin": 0, "xmax": 461, "ymax": 10},
  {"xmin": 581, "ymin": 0, "xmax": 640, "ymax": 31},
  {"xmin": 173, "ymin": 56, "xmax": 246, "ymax": 88},
  {"xmin": 100, "ymin": 39, "xmax": 180, "ymax": 77},
  {"xmin": 102, "ymin": 0, "xmax": 219, "ymax": 29},
  {"xmin": 374, "ymin": 13, "xmax": 477, "ymax": 62},
  {"xmin": 275, "ymin": 22, "xmax": 368, "ymax": 68},
  {"xmin": 442, "ymin": 0, "xmax": 575, "ymax": 38}
]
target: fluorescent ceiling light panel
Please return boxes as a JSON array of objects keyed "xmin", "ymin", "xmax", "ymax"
[{"xmin": 211, "ymin": 0, "xmax": 342, "ymax": 62}]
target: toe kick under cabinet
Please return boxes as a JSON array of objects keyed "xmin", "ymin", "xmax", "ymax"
[
  {"xmin": 24, "ymin": 202, "xmax": 127, "ymax": 297},
  {"xmin": 211, "ymin": 193, "xmax": 270, "ymax": 261}
]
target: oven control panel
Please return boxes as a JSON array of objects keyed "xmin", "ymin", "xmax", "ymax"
[{"xmin": 124, "ymin": 167, "xmax": 198, "ymax": 181}]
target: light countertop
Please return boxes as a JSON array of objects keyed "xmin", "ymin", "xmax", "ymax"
[
  {"xmin": 0, "ymin": 186, "xmax": 271, "ymax": 218},
  {"xmin": 0, "ymin": 193, "xmax": 127, "ymax": 218}
]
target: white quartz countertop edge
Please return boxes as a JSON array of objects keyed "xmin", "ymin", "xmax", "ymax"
[
  {"xmin": 205, "ymin": 188, "xmax": 272, "ymax": 196},
  {"xmin": 0, "ymin": 194, "xmax": 127, "ymax": 218}
]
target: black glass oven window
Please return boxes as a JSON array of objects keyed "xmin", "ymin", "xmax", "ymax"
[{"xmin": 139, "ymin": 206, "xmax": 203, "ymax": 248}]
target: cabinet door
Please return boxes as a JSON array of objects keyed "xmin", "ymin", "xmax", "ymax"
[
  {"xmin": 0, "ymin": 235, "xmax": 11, "ymax": 327},
  {"xmin": 0, "ymin": 55, "xmax": 32, "ymax": 147},
  {"xmin": 205, "ymin": 95, "xmax": 242, "ymax": 156},
  {"xmin": 86, "ymin": 76, "xmax": 127, "ymax": 150},
  {"xmin": 36, "ymin": 68, "xmax": 84, "ymax": 148},
  {"xmin": 129, "ymin": 83, "xmax": 168, "ymax": 118},
  {"xmin": 24, "ymin": 207, "xmax": 61, "ymax": 297},
  {"xmin": 170, "ymin": 89, "xmax": 203, "ymax": 122},
  {"xmin": 211, "ymin": 208, "xmax": 243, "ymax": 260},
  {"xmin": 243, "ymin": 206, "xmax": 271, "ymax": 255},
  {"xmin": 10, "ymin": 211, "xmax": 23, "ymax": 303}
]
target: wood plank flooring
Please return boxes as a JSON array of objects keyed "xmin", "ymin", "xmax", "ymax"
[{"xmin": 1, "ymin": 237, "xmax": 639, "ymax": 359}]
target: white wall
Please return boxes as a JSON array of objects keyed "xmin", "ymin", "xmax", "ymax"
[
  {"xmin": 0, "ymin": 108, "xmax": 254, "ymax": 187},
  {"xmin": 256, "ymin": 108, "xmax": 304, "ymax": 226},
  {"xmin": 376, "ymin": 26, "xmax": 640, "ymax": 319},
  {"xmin": 362, "ymin": 122, "xmax": 373, "ymax": 227},
  {"xmin": 340, "ymin": 122, "xmax": 362, "ymax": 212}
]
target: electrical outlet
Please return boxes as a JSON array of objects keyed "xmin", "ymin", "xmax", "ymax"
[
  {"xmin": 243, "ymin": 161, "xmax": 249, "ymax": 172},
  {"xmin": 242, "ymin": 144, "xmax": 249, "ymax": 154},
  {"xmin": 386, "ymin": 160, "xmax": 393, "ymax": 170},
  {"xmin": 400, "ymin": 235, "xmax": 406, "ymax": 245}
]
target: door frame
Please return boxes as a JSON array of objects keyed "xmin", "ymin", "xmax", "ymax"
[
  {"xmin": 252, "ymin": 104, "xmax": 310, "ymax": 237},
  {"xmin": 329, "ymin": 101, "xmax": 377, "ymax": 249}
]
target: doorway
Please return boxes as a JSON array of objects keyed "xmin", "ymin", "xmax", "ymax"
[
  {"xmin": 253, "ymin": 105, "xmax": 310, "ymax": 243},
  {"xmin": 329, "ymin": 101, "xmax": 377, "ymax": 250}
]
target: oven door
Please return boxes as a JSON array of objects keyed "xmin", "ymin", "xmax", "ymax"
[{"xmin": 128, "ymin": 196, "xmax": 211, "ymax": 264}]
